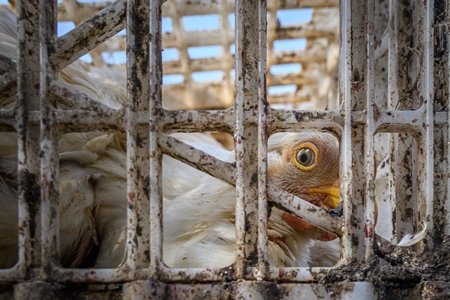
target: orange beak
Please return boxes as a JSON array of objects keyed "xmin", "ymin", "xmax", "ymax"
[{"xmin": 308, "ymin": 185, "xmax": 340, "ymax": 209}]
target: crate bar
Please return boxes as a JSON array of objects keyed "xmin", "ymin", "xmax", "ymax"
[
  {"xmin": 234, "ymin": 0, "xmax": 262, "ymax": 279},
  {"xmin": 48, "ymin": 267, "xmax": 130, "ymax": 283},
  {"xmin": 376, "ymin": 109, "xmax": 425, "ymax": 134},
  {"xmin": 364, "ymin": 0, "xmax": 376, "ymax": 261},
  {"xmin": 447, "ymin": 26, "xmax": 450, "ymax": 235},
  {"xmin": 148, "ymin": 0, "xmax": 164, "ymax": 280},
  {"xmin": 339, "ymin": 0, "xmax": 354, "ymax": 265},
  {"xmin": 267, "ymin": 109, "xmax": 343, "ymax": 132},
  {"xmin": 339, "ymin": 0, "xmax": 368, "ymax": 263},
  {"xmin": 418, "ymin": 0, "xmax": 434, "ymax": 246},
  {"xmin": 158, "ymin": 266, "xmax": 228, "ymax": 282},
  {"xmin": 39, "ymin": 0, "xmax": 60, "ymax": 272},
  {"xmin": 391, "ymin": 1, "xmax": 418, "ymax": 241},
  {"xmin": 16, "ymin": 0, "xmax": 42, "ymax": 274},
  {"xmin": 266, "ymin": 266, "xmax": 340, "ymax": 282},
  {"xmin": 387, "ymin": 0, "xmax": 398, "ymax": 113},
  {"xmin": 125, "ymin": 0, "xmax": 151, "ymax": 277},
  {"xmin": 123, "ymin": 280, "xmax": 166, "ymax": 300},
  {"xmin": 53, "ymin": 110, "xmax": 124, "ymax": 130},
  {"xmin": 257, "ymin": 0, "xmax": 269, "ymax": 279},
  {"xmin": 159, "ymin": 109, "xmax": 234, "ymax": 133}
]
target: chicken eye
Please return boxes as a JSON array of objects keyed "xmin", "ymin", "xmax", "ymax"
[{"xmin": 296, "ymin": 148, "xmax": 315, "ymax": 167}]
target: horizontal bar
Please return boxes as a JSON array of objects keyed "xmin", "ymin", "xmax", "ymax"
[
  {"xmin": 49, "ymin": 266, "xmax": 134, "ymax": 283},
  {"xmin": 159, "ymin": 109, "xmax": 234, "ymax": 132},
  {"xmin": 53, "ymin": 109, "xmax": 125, "ymax": 130},
  {"xmin": 0, "ymin": 264, "xmax": 24, "ymax": 282},
  {"xmin": 375, "ymin": 108, "xmax": 425, "ymax": 135},
  {"xmin": 159, "ymin": 266, "xmax": 230, "ymax": 282},
  {"xmin": 268, "ymin": 108, "xmax": 344, "ymax": 131}
]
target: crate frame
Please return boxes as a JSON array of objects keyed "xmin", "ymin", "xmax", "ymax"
[{"xmin": 0, "ymin": 0, "xmax": 447, "ymax": 298}]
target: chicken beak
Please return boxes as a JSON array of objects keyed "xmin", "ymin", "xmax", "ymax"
[
  {"xmin": 307, "ymin": 185, "xmax": 340, "ymax": 209},
  {"xmin": 307, "ymin": 184, "xmax": 378, "ymax": 225}
]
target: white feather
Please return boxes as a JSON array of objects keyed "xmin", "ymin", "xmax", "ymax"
[{"xmin": 396, "ymin": 222, "xmax": 427, "ymax": 247}]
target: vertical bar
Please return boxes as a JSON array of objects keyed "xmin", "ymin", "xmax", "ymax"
[
  {"xmin": 16, "ymin": 0, "xmax": 42, "ymax": 270},
  {"xmin": 387, "ymin": 0, "xmax": 398, "ymax": 107},
  {"xmin": 149, "ymin": 0, "xmax": 163, "ymax": 279},
  {"xmin": 339, "ymin": 0, "xmax": 353, "ymax": 264},
  {"xmin": 126, "ymin": 0, "xmax": 151, "ymax": 276},
  {"xmin": 234, "ymin": 0, "xmax": 260, "ymax": 279},
  {"xmin": 387, "ymin": 0, "xmax": 398, "ymax": 242},
  {"xmin": 39, "ymin": 0, "xmax": 59, "ymax": 271},
  {"xmin": 447, "ymin": 26, "xmax": 450, "ymax": 236},
  {"xmin": 257, "ymin": 0, "xmax": 268, "ymax": 278},
  {"xmin": 339, "ymin": 0, "xmax": 368, "ymax": 264},
  {"xmin": 418, "ymin": 0, "xmax": 434, "ymax": 248},
  {"xmin": 392, "ymin": 1, "xmax": 416, "ymax": 240},
  {"xmin": 364, "ymin": 0, "xmax": 376, "ymax": 261}
]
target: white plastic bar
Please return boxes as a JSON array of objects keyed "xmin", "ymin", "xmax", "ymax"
[
  {"xmin": 125, "ymin": 0, "xmax": 151, "ymax": 277},
  {"xmin": 148, "ymin": 0, "xmax": 164, "ymax": 279},
  {"xmin": 257, "ymin": 0, "xmax": 269, "ymax": 279},
  {"xmin": 16, "ymin": 0, "xmax": 42, "ymax": 273},
  {"xmin": 39, "ymin": 0, "xmax": 61, "ymax": 271},
  {"xmin": 364, "ymin": 0, "xmax": 376, "ymax": 261},
  {"xmin": 447, "ymin": 27, "xmax": 450, "ymax": 235},
  {"xmin": 234, "ymin": 0, "xmax": 261, "ymax": 279},
  {"xmin": 419, "ymin": 0, "xmax": 434, "ymax": 247},
  {"xmin": 339, "ymin": 0, "xmax": 356, "ymax": 264}
]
